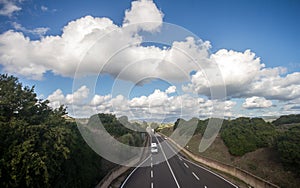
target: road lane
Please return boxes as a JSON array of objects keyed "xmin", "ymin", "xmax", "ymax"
[
  {"xmin": 121, "ymin": 134, "xmax": 238, "ymax": 188},
  {"xmin": 121, "ymin": 134, "xmax": 178, "ymax": 188}
]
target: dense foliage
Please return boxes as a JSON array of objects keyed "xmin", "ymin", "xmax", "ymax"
[
  {"xmin": 170, "ymin": 111, "xmax": 300, "ymax": 180},
  {"xmin": 173, "ymin": 117, "xmax": 276, "ymax": 156},
  {"xmin": 87, "ymin": 113, "xmax": 144, "ymax": 147},
  {"xmin": 0, "ymin": 74, "xmax": 118, "ymax": 187},
  {"xmin": 272, "ymin": 114, "xmax": 300, "ymax": 126},
  {"xmin": 220, "ymin": 117, "xmax": 276, "ymax": 156},
  {"xmin": 276, "ymin": 126, "xmax": 300, "ymax": 175}
]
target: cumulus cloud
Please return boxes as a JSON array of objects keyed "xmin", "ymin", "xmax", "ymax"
[
  {"xmin": 165, "ymin": 86, "xmax": 176, "ymax": 94},
  {"xmin": 242, "ymin": 96, "xmax": 272, "ymax": 109},
  {"xmin": 183, "ymin": 49, "xmax": 300, "ymax": 101},
  {"xmin": 0, "ymin": 0, "xmax": 21, "ymax": 16},
  {"xmin": 123, "ymin": 0, "xmax": 164, "ymax": 32},
  {"xmin": 1, "ymin": 0, "xmax": 300, "ymax": 119},
  {"xmin": 47, "ymin": 89, "xmax": 65, "ymax": 109},
  {"xmin": 47, "ymin": 86, "xmax": 89, "ymax": 109},
  {"xmin": 0, "ymin": 13, "xmax": 210, "ymax": 82},
  {"xmin": 47, "ymin": 85, "xmax": 236, "ymax": 120}
]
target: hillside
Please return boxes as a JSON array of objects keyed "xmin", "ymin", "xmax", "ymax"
[{"xmin": 160, "ymin": 115, "xmax": 300, "ymax": 188}]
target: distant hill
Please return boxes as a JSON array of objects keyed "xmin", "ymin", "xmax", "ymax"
[{"xmin": 272, "ymin": 114, "xmax": 300, "ymax": 126}]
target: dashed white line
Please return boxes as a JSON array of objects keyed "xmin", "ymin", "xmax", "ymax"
[
  {"xmin": 192, "ymin": 172, "xmax": 200, "ymax": 181},
  {"xmin": 183, "ymin": 162, "xmax": 189, "ymax": 168},
  {"xmin": 151, "ymin": 156, "xmax": 153, "ymax": 161},
  {"xmin": 151, "ymin": 182, "xmax": 154, "ymax": 188},
  {"xmin": 155, "ymin": 136, "xmax": 181, "ymax": 188},
  {"xmin": 182, "ymin": 158, "xmax": 238, "ymax": 188},
  {"xmin": 204, "ymin": 186, "xmax": 207, "ymax": 188},
  {"xmin": 151, "ymin": 162, "xmax": 153, "ymax": 168},
  {"xmin": 162, "ymin": 135, "xmax": 238, "ymax": 188},
  {"xmin": 178, "ymin": 157, "xmax": 182, "ymax": 161},
  {"xmin": 151, "ymin": 170, "xmax": 153, "ymax": 178}
]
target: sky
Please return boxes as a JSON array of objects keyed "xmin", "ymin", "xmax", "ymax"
[{"xmin": 0, "ymin": 0, "xmax": 300, "ymax": 121}]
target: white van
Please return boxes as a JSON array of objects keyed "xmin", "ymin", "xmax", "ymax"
[{"xmin": 151, "ymin": 142, "xmax": 158, "ymax": 154}]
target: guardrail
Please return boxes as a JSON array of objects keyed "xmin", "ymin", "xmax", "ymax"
[{"xmin": 163, "ymin": 133, "xmax": 279, "ymax": 188}]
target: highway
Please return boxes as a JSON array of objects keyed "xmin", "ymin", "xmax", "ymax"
[{"xmin": 121, "ymin": 134, "xmax": 238, "ymax": 188}]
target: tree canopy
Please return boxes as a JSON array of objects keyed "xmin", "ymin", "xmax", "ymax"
[{"xmin": 0, "ymin": 74, "xmax": 120, "ymax": 187}]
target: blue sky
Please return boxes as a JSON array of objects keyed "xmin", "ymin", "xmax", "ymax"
[{"xmin": 0, "ymin": 0, "xmax": 299, "ymax": 121}]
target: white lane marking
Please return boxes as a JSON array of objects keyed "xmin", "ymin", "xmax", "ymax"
[
  {"xmin": 162, "ymin": 137, "xmax": 238, "ymax": 188},
  {"xmin": 155, "ymin": 136, "xmax": 181, "ymax": 188},
  {"xmin": 151, "ymin": 162, "xmax": 153, "ymax": 168},
  {"xmin": 179, "ymin": 157, "xmax": 182, "ymax": 161},
  {"xmin": 151, "ymin": 182, "xmax": 154, "ymax": 188},
  {"xmin": 192, "ymin": 172, "xmax": 200, "ymax": 180},
  {"xmin": 183, "ymin": 163, "xmax": 189, "ymax": 168},
  {"xmin": 204, "ymin": 186, "xmax": 207, "ymax": 188},
  {"xmin": 151, "ymin": 170, "xmax": 153, "ymax": 178},
  {"xmin": 182, "ymin": 157, "xmax": 238, "ymax": 188},
  {"xmin": 151, "ymin": 156, "xmax": 153, "ymax": 161},
  {"xmin": 120, "ymin": 155, "xmax": 151, "ymax": 188}
]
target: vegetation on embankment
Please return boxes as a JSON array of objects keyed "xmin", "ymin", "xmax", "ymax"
[
  {"xmin": 0, "ymin": 74, "xmax": 144, "ymax": 188},
  {"xmin": 165, "ymin": 115, "xmax": 300, "ymax": 187}
]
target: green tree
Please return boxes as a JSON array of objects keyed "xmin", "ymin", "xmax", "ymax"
[
  {"xmin": 0, "ymin": 74, "xmax": 114, "ymax": 187},
  {"xmin": 276, "ymin": 127, "xmax": 300, "ymax": 175},
  {"xmin": 272, "ymin": 114, "xmax": 300, "ymax": 126},
  {"xmin": 220, "ymin": 117, "xmax": 276, "ymax": 156}
]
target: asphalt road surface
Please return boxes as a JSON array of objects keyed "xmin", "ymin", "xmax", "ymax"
[{"xmin": 121, "ymin": 134, "xmax": 238, "ymax": 188}]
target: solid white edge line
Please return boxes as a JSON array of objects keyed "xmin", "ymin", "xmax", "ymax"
[
  {"xmin": 192, "ymin": 172, "xmax": 200, "ymax": 180},
  {"xmin": 182, "ymin": 158, "xmax": 238, "ymax": 188},
  {"xmin": 183, "ymin": 162, "xmax": 189, "ymax": 168},
  {"xmin": 163, "ymin": 138, "xmax": 238, "ymax": 188},
  {"xmin": 155, "ymin": 136, "xmax": 181, "ymax": 188},
  {"xmin": 120, "ymin": 155, "xmax": 151, "ymax": 188}
]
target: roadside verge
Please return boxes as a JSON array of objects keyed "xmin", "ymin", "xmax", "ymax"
[{"xmin": 160, "ymin": 133, "xmax": 279, "ymax": 188}]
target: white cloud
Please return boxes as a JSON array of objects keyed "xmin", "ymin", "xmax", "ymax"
[
  {"xmin": 183, "ymin": 49, "xmax": 263, "ymax": 97},
  {"xmin": 47, "ymin": 86, "xmax": 89, "ymax": 109},
  {"xmin": 0, "ymin": 13, "xmax": 211, "ymax": 82},
  {"xmin": 12, "ymin": 22, "xmax": 49, "ymax": 37},
  {"xmin": 0, "ymin": 0, "xmax": 21, "ymax": 16},
  {"xmin": 47, "ymin": 89, "xmax": 65, "ymax": 109},
  {"xmin": 242, "ymin": 96, "xmax": 272, "ymax": 109},
  {"xmin": 65, "ymin": 86, "xmax": 89, "ymax": 105},
  {"xmin": 183, "ymin": 49, "xmax": 300, "ymax": 101},
  {"xmin": 41, "ymin": 5, "xmax": 48, "ymax": 12},
  {"xmin": 47, "ymin": 85, "xmax": 236, "ymax": 120},
  {"xmin": 90, "ymin": 94, "xmax": 111, "ymax": 106},
  {"xmin": 281, "ymin": 98, "xmax": 300, "ymax": 114},
  {"xmin": 247, "ymin": 72, "xmax": 300, "ymax": 101},
  {"xmin": 123, "ymin": 0, "xmax": 164, "ymax": 32},
  {"xmin": 1, "ymin": 0, "xmax": 300, "ymax": 119},
  {"xmin": 165, "ymin": 86, "xmax": 176, "ymax": 94}
]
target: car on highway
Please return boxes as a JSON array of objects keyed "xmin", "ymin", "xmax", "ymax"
[{"xmin": 151, "ymin": 142, "xmax": 158, "ymax": 154}]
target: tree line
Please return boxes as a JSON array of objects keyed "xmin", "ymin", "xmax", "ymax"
[
  {"xmin": 0, "ymin": 74, "xmax": 144, "ymax": 187},
  {"xmin": 173, "ymin": 115, "xmax": 300, "ymax": 175}
]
